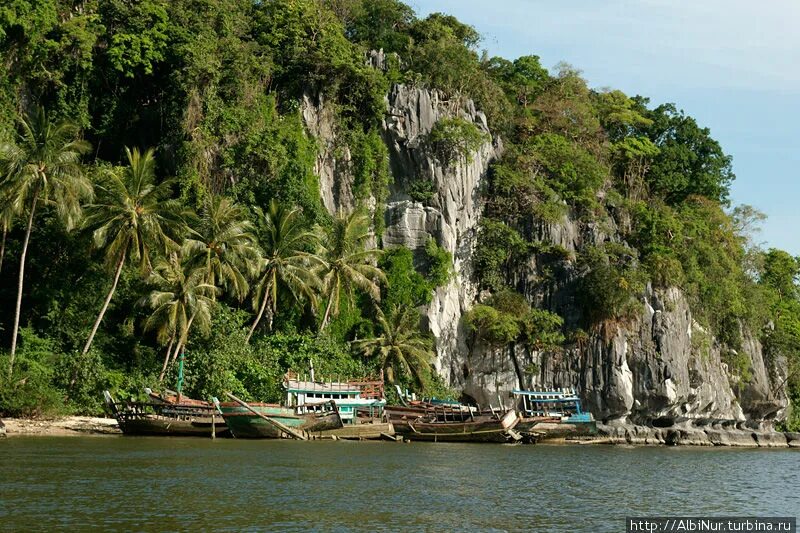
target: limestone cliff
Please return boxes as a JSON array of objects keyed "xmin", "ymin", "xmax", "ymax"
[{"xmin": 302, "ymin": 83, "xmax": 790, "ymax": 444}]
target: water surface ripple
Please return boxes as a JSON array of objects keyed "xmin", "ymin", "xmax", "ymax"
[{"xmin": 0, "ymin": 438, "xmax": 797, "ymax": 531}]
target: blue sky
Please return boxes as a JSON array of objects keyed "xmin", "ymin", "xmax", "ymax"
[{"xmin": 413, "ymin": 0, "xmax": 800, "ymax": 255}]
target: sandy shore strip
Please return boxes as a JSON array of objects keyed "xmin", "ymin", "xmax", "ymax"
[{"xmin": 1, "ymin": 416, "xmax": 121, "ymax": 436}]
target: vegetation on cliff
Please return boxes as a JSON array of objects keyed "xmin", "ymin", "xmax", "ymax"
[{"xmin": 0, "ymin": 0, "xmax": 797, "ymax": 426}]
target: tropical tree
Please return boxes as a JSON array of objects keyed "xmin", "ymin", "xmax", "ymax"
[
  {"xmin": 79, "ymin": 147, "xmax": 187, "ymax": 356},
  {"xmin": 0, "ymin": 205, "xmax": 12, "ymax": 274},
  {"xmin": 353, "ymin": 304, "xmax": 434, "ymax": 388},
  {"xmin": 0, "ymin": 106, "xmax": 92, "ymax": 374},
  {"xmin": 247, "ymin": 199, "xmax": 322, "ymax": 342},
  {"xmin": 317, "ymin": 209, "xmax": 385, "ymax": 330},
  {"xmin": 142, "ymin": 256, "xmax": 218, "ymax": 381},
  {"xmin": 183, "ymin": 194, "xmax": 258, "ymax": 302}
]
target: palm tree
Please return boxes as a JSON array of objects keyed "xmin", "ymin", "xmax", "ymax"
[
  {"xmin": 79, "ymin": 147, "xmax": 186, "ymax": 356},
  {"xmin": 0, "ymin": 106, "xmax": 92, "ymax": 374},
  {"xmin": 353, "ymin": 304, "xmax": 435, "ymax": 388},
  {"xmin": 247, "ymin": 199, "xmax": 322, "ymax": 342},
  {"xmin": 142, "ymin": 256, "xmax": 218, "ymax": 381},
  {"xmin": 183, "ymin": 194, "xmax": 258, "ymax": 302},
  {"xmin": 317, "ymin": 209, "xmax": 385, "ymax": 330},
  {"xmin": 0, "ymin": 205, "xmax": 13, "ymax": 274}
]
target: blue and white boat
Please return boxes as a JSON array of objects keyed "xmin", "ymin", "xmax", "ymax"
[{"xmin": 513, "ymin": 389, "xmax": 597, "ymax": 439}]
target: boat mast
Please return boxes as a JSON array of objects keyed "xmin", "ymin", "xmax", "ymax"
[{"xmin": 176, "ymin": 351, "xmax": 185, "ymax": 403}]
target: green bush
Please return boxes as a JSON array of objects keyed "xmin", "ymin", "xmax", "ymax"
[
  {"xmin": 427, "ymin": 117, "xmax": 489, "ymax": 166},
  {"xmin": 465, "ymin": 290, "xmax": 563, "ymax": 349},
  {"xmin": 578, "ymin": 244, "xmax": 646, "ymax": 324},
  {"xmin": 474, "ymin": 219, "xmax": 528, "ymax": 291},
  {"xmin": 408, "ymin": 178, "xmax": 436, "ymax": 203},
  {"xmin": 0, "ymin": 329, "xmax": 66, "ymax": 417},
  {"xmin": 380, "ymin": 246, "xmax": 433, "ymax": 309},
  {"xmin": 422, "ymin": 238, "xmax": 453, "ymax": 288},
  {"xmin": 529, "ymin": 133, "xmax": 608, "ymax": 204}
]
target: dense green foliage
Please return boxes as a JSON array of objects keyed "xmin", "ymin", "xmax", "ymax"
[
  {"xmin": 465, "ymin": 290, "xmax": 563, "ymax": 349},
  {"xmin": 0, "ymin": 0, "xmax": 797, "ymax": 422}
]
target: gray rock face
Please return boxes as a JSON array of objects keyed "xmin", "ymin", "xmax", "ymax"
[
  {"xmin": 301, "ymin": 93, "xmax": 354, "ymax": 214},
  {"xmin": 302, "ymin": 82, "xmax": 790, "ymax": 441},
  {"xmin": 381, "ymin": 85, "xmax": 498, "ymax": 385}
]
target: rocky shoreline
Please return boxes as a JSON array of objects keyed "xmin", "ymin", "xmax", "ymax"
[{"xmin": 596, "ymin": 422, "xmax": 800, "ymax": 448}]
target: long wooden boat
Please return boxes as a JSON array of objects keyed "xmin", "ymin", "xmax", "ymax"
[
  {"xmin": 399, "ymin": 409, "xmax": 521, "ymax": 443},
  {"xmin": 104, "ymin": 390, "xmax": 229, "ymax": 437},
  {"xmin": 218, "ymin": 401, "xmax": 343, "ymax": 439}
]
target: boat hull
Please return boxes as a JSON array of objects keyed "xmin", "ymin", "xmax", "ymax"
[
  {"xmin": 400, "ymin": 410, "xmax": 521, "ymax": 443},
  {"xmin": 309, "ymin": 421, "xmax": 395, "ymax": 440},
  {"xmin": 117, "ymin": 415, "xmax": 229, "ymax": 437},
  {"xmin": 220, "ymin": 404, "xmax": 342, "ymax": 439},
  {"xmin": 105, "ymin": 392, "xmax": 230, "ymax": 438},
  {"xmin": 517, "ymin": 418, "xmax": 598, "ymax": 440}
]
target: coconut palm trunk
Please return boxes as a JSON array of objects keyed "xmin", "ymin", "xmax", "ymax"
[
  {"xmin": 0, "ymin": 226, "xmax": 7, "ymax": 274},
  {"xmin": 321, "ymin": 294, "xmax": 335, "ymax": 332},
  {"xmin": 8, "ymin": 186, "xmax": 39, "ymax": 375},
  {"xmin": 81, "ymin": 247, "xmax": 127, "ymax": 355},
  {"xmin": 247, "ymin": 291, "xmax": 271, "ymax": 342},
  {"xmin": 170, "ymin": 314, "xmax": 195, "ymax": 365},
  {"xmin": 158, "ymin": 335, "xmax": 175, "ymax": 382}
]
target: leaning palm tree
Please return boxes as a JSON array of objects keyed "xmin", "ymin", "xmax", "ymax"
[
  {"xmin": 79, "ymin": 147, "xmax": 187, "ymax": 356},
  {"xmin": 246, "ymin": 199, "xmax": 322, "ymax": 342},
  {"xmin": 142, "ymin": 256, "xmax": 218, "ymax": 381},
  {"xmin": 353, "ymin": 304, "xmax": 435, "ymax": 388},
  {"xmin": 317, "ymin": 209, "xmax": 385, "ymax": 331},
  {"xmin": 0, "ymin": 106, "xmax": 92, "ymax": 373},
  {"xmin": 183, "ymin": 194, "xmax": 258, "ymax": 302}
]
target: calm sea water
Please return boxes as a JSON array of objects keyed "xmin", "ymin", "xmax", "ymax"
[{"xmin": 0, "ymin": 437, "xmax": 797, "ymax": 532}]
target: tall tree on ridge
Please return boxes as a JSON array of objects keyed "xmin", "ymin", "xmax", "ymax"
[
  {"xmin": 80, "ymin": 147, "xmax": 186, "ymax": 356},
  {"xmin": 142, "ymin": 255, "xmax": 218, "ymax": 381},
  {"xmin": 183, "ymin": 194, "xmax": 258, "ymax": 303},
  {"xmin": 247, "ymin": 199, "xmax": 322, "ymax": 342},
  {"xmin": 317, "ymin": 209, "xmax": 385, "ymax": 331},
  {"xmin": 0, "ymin": 106, "xmax": 92, "ymax": 375},
  {"xmin": 353, "ymin": 304, "xmax": 434, "ymax": 388}
]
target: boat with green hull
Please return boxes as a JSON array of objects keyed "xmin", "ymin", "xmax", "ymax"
[
  {"xmin": 218, "ymin": 402, "xmax": 342, "ymax": 439},
  {"xmin": 219, "ymin": 368, "xmax": 394, "ymax": 440}
]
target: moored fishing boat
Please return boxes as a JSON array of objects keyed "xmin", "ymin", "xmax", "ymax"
[
  {"xmin": 220, "ymin": 368, "xmax": 395, "ymax": 440},
  {"xmin": 217, "ymin": 400, "xmax": 343, "ymax": 439},
  {"xmin": 104, "ymin": 390, "xmax": 229, "ymax": 437},
  {"xmin": 513, "ymin": 389, "xmax": 597, "ymax": 441},
  {"xmin": 284, "ymin": 370, "xmax": 394, "ymax": 440},
  {"xmin": 401, "ymin": 408, "xmax": 521, "ymax": 443}
]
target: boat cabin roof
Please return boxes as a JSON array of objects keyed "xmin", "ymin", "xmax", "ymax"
[
  {"xmin": 284, "ymin": 378, "xmax": 361, "ymax": 395},
  {"xmin": 513, "ymin": 389, "xmax": 581, "ymax": 402}
]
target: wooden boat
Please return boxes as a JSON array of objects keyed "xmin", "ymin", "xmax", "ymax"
[
  {"xmin": 283, "ymin": 369, "xmax": 394, "ymax": 440},
  {"xmin": 218, "ymin": 367, "xmax": 394, "ymax": 440},
  {"xmin": 399, "ymin": 408, "xmax": 521, "ymax": 443},
  {"xmin": 104, "ymin": 390, "xmax": 229, "ymax": 437},
  {"xmin": 513, "ymin": 389, "xmax": 597, "ymax": 441},
  {"xmin": 307, "ymin": 407, "xmax": 395, "ymax": 440},
  {"xmin": 218, "ymin": 400, "xmax": 343, "ymax": 439}
]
